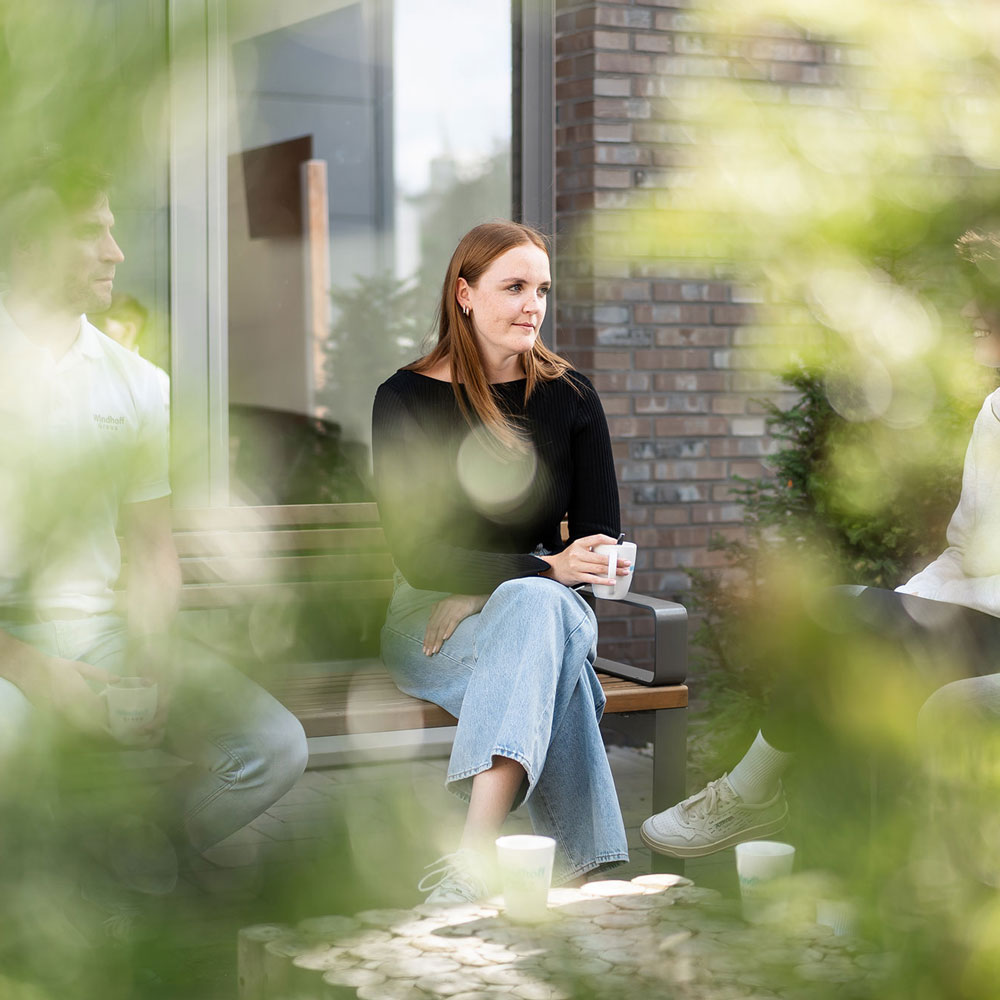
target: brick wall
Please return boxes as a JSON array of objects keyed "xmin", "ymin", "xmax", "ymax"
[{"xmin": 553, "ymin": 0, "xmax": 844, "ymax": 635}]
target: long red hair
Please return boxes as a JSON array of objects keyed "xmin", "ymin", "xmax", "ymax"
[{"xmin": 407, "ymin": 221, "xmax": 574, "ymax": 448}]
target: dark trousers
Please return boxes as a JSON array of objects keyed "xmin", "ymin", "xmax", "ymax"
[{"xmin": 761, "ymin": 586, "xmax": 1000, "ymax": 752}]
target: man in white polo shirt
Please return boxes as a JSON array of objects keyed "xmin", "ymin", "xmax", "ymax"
[{"xmin": 0, "ymin": 160, "xmax": 308, "ymax": 875}]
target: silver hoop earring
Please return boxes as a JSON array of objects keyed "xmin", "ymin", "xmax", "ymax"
[{"xmin": 462, "ymin": 305, "xmax": 470, "ymax": 316}]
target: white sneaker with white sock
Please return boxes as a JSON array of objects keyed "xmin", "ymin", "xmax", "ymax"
[
  {"xmin": 641, "ymin": 730, "xmax": 793, "ymax": 858},
  {"xmin": 640, "ymin": 772, "xmax": 788, "ymax": 858}
]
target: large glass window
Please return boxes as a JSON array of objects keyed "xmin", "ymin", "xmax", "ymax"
[{"xmin": 225, "ymin": 0, "xmax": 513, "ymax": 504}]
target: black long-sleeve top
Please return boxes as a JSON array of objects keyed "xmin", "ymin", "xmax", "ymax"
[{"xmin": 371, "ymin": 369, "xmax": 620, "ymax": 594}]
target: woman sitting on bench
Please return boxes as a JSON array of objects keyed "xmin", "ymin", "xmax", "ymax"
[{"xmin": 372, "ymin": 221, "xmax": 631, "ymax": 903}]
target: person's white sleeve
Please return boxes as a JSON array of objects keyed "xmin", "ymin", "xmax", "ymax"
[
  {"xmin": 123, "ymin": 362, "xmax": 171, "ymax": 504},
  {"xmin": 896, "ymin": 393, "xmax": 997, "ymax": 611},
  {"xmin": 895, "ymin": 546, "xmax": 967, "ymax": 602}
]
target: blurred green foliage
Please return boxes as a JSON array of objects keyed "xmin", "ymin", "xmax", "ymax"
[
  {"xmin": 648, "ymin": 2, "xmax": 1000, "ymax": 997},
  {"xmin": 689, "ymin": 364, "xmax": 984, "ymax": 694}
]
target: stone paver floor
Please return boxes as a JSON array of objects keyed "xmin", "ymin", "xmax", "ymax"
[
  {"xmin": 154, "ymin": 746, "xmax": 769, "ymax": 998},
  {"xmin": 243, "ymin": 875, "xmax": 883, "ymax": 1000}
]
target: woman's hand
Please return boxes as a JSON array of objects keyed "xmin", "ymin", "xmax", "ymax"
[
  {"xmin": 538, "ymin": 534, "xmax": 632, "ymax": 588},
  {"xmin": 423, "ymin": 594, "xmax": 490, "ymax": 655}
]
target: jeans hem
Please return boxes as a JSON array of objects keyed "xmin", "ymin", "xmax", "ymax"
[
  {"xmin": 555, "ymin": 852, "xmax": 629, "ymax": 885},
  {"xmin": 446, "ymin": 745, "xmax": 537, "ymax": 803}
]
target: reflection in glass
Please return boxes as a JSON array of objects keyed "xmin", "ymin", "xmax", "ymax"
[{"xmin": 226, "ymin": 0, "xmax": 512, "ymax": 503}]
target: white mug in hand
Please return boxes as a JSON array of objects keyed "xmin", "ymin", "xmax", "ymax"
[
  {"xmin": 591, "ymin": 541, "xmax": 637, "ymax": 600},
  {"xmin": 104, "ymin": 677, "xmax": 158, "ymax": 745}
]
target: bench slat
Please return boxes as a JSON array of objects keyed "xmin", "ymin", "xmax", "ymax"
[
  {"xmin": 274, "ymin": 669, "xmax": 687, "ymax": 738},
  {"xmin": 172, "ymin": 503, "xmax": 381, "ymax": 531},
  {"xmin": 173, "ymin": 527, "xmax": 387, "ymax": 557},
  {"xmin": 179, "ymin": 553, "xmax": 394, "ymax": 585},
  {"xmin": 179, "ymin": 579, "xmax": 394, "ymax": 609}
]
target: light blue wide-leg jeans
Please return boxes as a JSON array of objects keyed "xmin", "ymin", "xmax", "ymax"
[
  {"xmin": 381, "ymin": 574, "xmax": 629, "ymax": 884},
  {"xmin": 0, "ymin": 615, "xmax": 308, "ymax": 853}
]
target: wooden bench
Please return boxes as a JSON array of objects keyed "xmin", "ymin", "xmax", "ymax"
[{"xmin": 170, "ymin": 504, "xmax": 689, "ymax": 818}]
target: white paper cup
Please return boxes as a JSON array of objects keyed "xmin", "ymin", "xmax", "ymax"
[
  {"xmin": 591, "ymin": 541, "xmax": 637, "ymax": 600},
  {"xmin": 104, "ymin": 677, "xmax": 158, "ymax": 745},
  {"xmin": 735, "ymin": 840, "xmax": 795, "ymax": 922},
  {"xmin": 495, "ymin": 834, "xmax": 556, "ymax": 923}
]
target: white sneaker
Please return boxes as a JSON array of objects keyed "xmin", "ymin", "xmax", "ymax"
[
  {"xmin": 640, "ymin": 773, "xmax": 788, "ymax": 858},
  {"xmin": 417, "ymin": 849, "xmax": 490, "ymax": 905}
]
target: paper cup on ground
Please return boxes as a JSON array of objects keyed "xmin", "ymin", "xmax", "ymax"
[
  {"xmin": 495, "ymin": 835, "xmax": 556, "ymax": 923},
  {"xmin": 735, "ymin": 840, "xmax": 795, "ymax": 922},
  {"xmin": 104, "ymin": 677, "xmax": 158, "ymax": 744},
  {"xmin": 591, "ymin": 541, "xmax": 637, "ymax": 600}
]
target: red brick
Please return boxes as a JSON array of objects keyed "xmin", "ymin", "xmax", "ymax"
[
  {"xmin": 654, "ymin": 11, "xmax": 705, "ymax": 31},
  {"xmin": 712, "ymin": 304, "xmax": 756, "ymax": 324},
  {"xmin": 654, "ymin": 460, "xmax": 727, "ymax": 480},
  {"xmin": 556, "ymin": 30, "xmax": 595, "ymax": 55},
  {"xmin": 635, "ymin": 348, "xmax": 712, "ymax": 370},
  {"xmin": 592, "ymin": 98, "xmax": 633, "ymax": 117},
  {"xmin": 601, "ymin": 396, "xmax": 633, "ymax": 416},
  {"xmin": 631, "ymin": 395, "xmax": 675, "ymax": 414},
  {"xmin": 592, "ymin": 123, "xmax": 632, "ymax": 142},
  {"xmin": 709, "ymin": 438, "xmax": 772, "ymax": 458},
  {"xmin": 594, "ymin": 52, "xmax": 653, "ymax": 74},
  {"xmin": 633, "ymin": 33, "xmax": 673, "ymax": 53},
  {"xmin": 621, "ymin": 504, "xmax": 650, "ymax": 525},
  {"xmin": 593, "ymin": 145, "xmax": 652, "ymax": 165},
  {"xmin": 592, "ymin": 372, "xmax": 652, "ymax": 392},
  {"xmin": 712, "ymin": 483, "xmax": 744, "ymax": 501},
  {"xmin": 555, "ymin": 9, "xmax": 578, "ymax": 32},
  {"xmin": 710, "ymin": 397, "xmax": 747, "ymax": 415},
  {"xmin": 665, "ymin": 527, "xmax": 711, "ymax": 547},
  {"xmin": 729, "ymin": 461, "xmax": 766, "ymax": 479},
  {"xmin": 594, "ymin": 29, "xmax": 630, "ymax": 50},
  {"xmin": 655, "ymin": 416, "xmax": 729, "ymax": 436},
  {"xmin": 593, "ymin": 168, "xmax": 633, "ymax": 188},
  {"xmin": 655, "ymin": 326, "xmax": 729, "ymax": 347},
  {"xmin": 631, "ymin": 571, "xmax": 668, "ymax": 592},
  {"xmin": 607, "ymin": 417, "xmax": 653, "ymax": 437},
  {"xmin": 691, "ymin": 549, "xmax": 731, "ymax": 568},
  {"xmin": 556, "ymin": 79, "xmax": 594, "ymax": 101},
  {"xmin": 652, "ymin": 507, "xmax": 692, "ymax": 525},
  {"xmin": 634, "ymin": 527, "xmax": 673, "ymax": 548},
  {"xmin": 749, "ymin": 39, "xmax": 822, "ymax": 62},
  {"xmin": 690, "ymin": 504, "xmax": 745, "ymax": 525},
  {"xmin": 594, "ymin": 77, "xmax": 632, "ymax": 97},
  {"xmin": 652, "ymin": 549, "xmax": 684, "ymax": 569},
  {"xmin": 653, "ymin": 281, "xmax": 729, "ymax": 301},
  {"xmin": 654, "ymin": 372, "xmax": 727, "ymax": 392},
  {"xmin": 590, "ymin": 8, "xmax": 629, "ymax": 27},
  {"xmin": 634, "ymin": 303, "xmax": 681, "ymax": 324}
]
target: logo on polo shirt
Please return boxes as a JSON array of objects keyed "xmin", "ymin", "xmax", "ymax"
[{"xmin": 93, "ymin": 413, "xmax": 127, "ymax": 430}]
